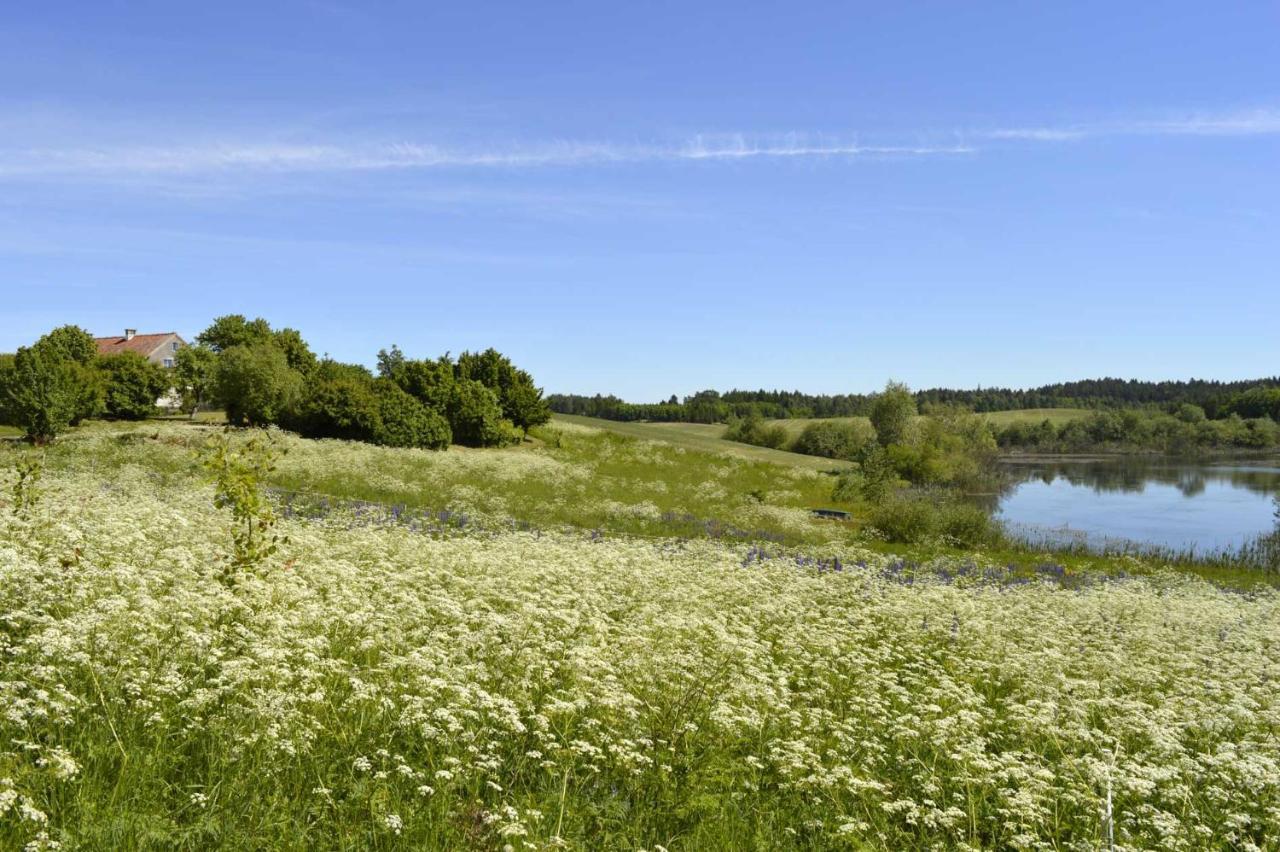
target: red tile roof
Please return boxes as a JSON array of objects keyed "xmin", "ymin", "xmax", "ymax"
[{"xmin": 94, "ymin": 332, "xmax": 181, "ymax": 357}]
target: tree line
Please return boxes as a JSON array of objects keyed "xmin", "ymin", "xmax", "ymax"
[
  {"xmin": 0, "ymin": 317, "xmax": 551, "ymax": 448},
  {"xmin": 550, "ymin": 375, "xmax": 1280, "ymax": 424},
  {"xmin": 995, "ymin": 405, "xmax": 1280, "ymax": 453}
]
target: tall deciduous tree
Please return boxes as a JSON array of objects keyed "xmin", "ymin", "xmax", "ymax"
[
  {"xmin": 4, "ymin": 346, "xmax": 81, "ymax": 444},
  {"xmin": 213, "ymin": 343, "xmax": 304, "ymax": 427},
  {"xmin": 870, "ymin": 381, "xmax": 917, "ymax": 448},
  {"xmin": 174, "ymin": 345, "xmax": 218, "ymax": 417},
  {"xmin": 196, "ymin": 315, "xmax": 274, "ymax": 352}
]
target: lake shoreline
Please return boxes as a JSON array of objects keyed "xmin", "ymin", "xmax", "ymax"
[{"xmin": 999, "ymin": 449, "xmax": 1280, "ymax": 463}]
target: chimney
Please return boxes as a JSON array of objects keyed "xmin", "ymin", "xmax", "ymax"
[{"xmin": 125, "ymin": 329, "xmax": 136, "ymax": 340}]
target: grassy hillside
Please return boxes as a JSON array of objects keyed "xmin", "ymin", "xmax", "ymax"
[
  {"xmin": 763, "ymin": 408, "xmax": 1089, "ymax": 436},
  {"xmin": 16, "ymin": 420, "xmax": 850, "ymax": 547},
  {"xmin": 983, "ymin": 407, "xmax": 1091, "ymax": 426},
  {"xmin": 557, "ymin": 410, "xmax": 1091, "ymax": 463},
  {"xmin": 552, "ymin": 413, "xmax": 854, "ymax": 471}
]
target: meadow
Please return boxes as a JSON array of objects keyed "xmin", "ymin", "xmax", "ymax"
[
  {"xmin": 2, "ymin": 422, "xmax": 1279, "ymax": 849},
  {"xmin": 550, "ymin": 414, "xmax": 853, "ymax": 472},
  {"xmin": 557, "ymin": 410, "xmax": 1090, "ymax": 464}
]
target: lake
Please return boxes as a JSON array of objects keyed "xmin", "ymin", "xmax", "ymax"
[{"xmin": 995, "ymin": 457, "xmax": 1280, "ymax": 555}]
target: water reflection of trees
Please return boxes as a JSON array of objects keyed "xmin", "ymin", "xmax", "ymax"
[{"xmin": 999, "ymin": 458, "xmax": 1280, "ymax": 499}]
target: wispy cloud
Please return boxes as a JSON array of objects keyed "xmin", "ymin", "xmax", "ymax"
[
  {"xmin": 983, "ymin": 108, "xmax": 1280, "ymax": 143},
  {"xmin": 1, "ymin": 106, "xmax": 1275, "ymax": 182},
  {"xmin": 0, "ymin": 135, "xmax": 973, "ymax": 179}
]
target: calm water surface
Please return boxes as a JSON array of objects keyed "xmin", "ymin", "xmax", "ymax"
[{"xmin": 995, "ymin": 457, "xmax": 1280, "ymax": 554}]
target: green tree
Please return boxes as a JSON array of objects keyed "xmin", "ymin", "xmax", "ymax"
[
  {"xmin": 502, "ymin": 378, "xmax": 551, "ymax": 434},
  {"xmin": 36, "ymin": 325, "xmax": 98, "ymax": 365},
  {"xmin": 213, "ymin": 343, "xmax": 304, "ymax": 427},
  {"xmin": 273, "ymin": 327, "xmax": 318, "ymax": 375},
  {"xmin": 869, "ymin": 381, "xmax": 917, "ymax": 447},
  {"xmin": 99, "ymin": 351, "xmax": 171, "ymax": 420},
  {"xmin": 4, "ymin": 346, "xmax": 81, "ymax": 444},
  {"xmin": 376, "ymin": 345, "xmax": 407, "ymax": 380},
  {"xmin": 29, "ymin": 330, "xmax": 105, "ymax": 425},
  {"xmin": 173, "ymin": 344, "xmax": 218, "ymax": 417},
  {"xmin": 196, "ymin": 315, "xmax": 274, "ymax": 352},
  {"xmin": 0, "ymin": 354, "xmax": 14, "ymax": 425},
  {"xmin": 200, "ymin": 430, "xmax": 286, "ymax": 580},
  {"xmin": 387, "ymin": 355, "xmax": 456, "ymax": 412},
  {"xmin": 455, "ymin": 348, "xmax": 550, "ymax": 432}
]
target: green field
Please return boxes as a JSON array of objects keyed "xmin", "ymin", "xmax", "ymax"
[
  {"xmin": 982, "ymin": 407, "xmax": 1091, "ymax": 426},
  {"xmin": 556, "ymin": 409, "xmax": 1091, "ymax": 462},
  {"xmin": 552, "ymin": 413, "xmax": 854, "ymax": 471}
]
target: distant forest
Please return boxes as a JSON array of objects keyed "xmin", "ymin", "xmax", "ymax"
[{"xmin": 548, "ymin": 376, "xmax": 1280, "ymax": 424}]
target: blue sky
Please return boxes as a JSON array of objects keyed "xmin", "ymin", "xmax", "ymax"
[{"xmin": 1, "ymin": 1, "xmax": 1277, "ymax": 400}]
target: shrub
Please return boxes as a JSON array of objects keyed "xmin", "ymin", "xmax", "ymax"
[
  {"xmin": 723, "ymin": 413, "xmax": 789, "ymax": 450},
  {"xmin": 284, "ymin": 365, "xmax": 383, "ymax": 442},
  {"xmin": 199, "ymin": 430, "xmax": 286, "ymax": 579},
  {"xmin": 99, "ymin": 352, "xmax": 171, "ymax": 420},
  {"xmin": 374, "ymin": 382, "xmax": 451, "ymax": 450},
  {"xmin": 213, "ymin": 343, "xmax": 304, "ymax": 427},
  {"xmin": 866, "ymin": 494, "xmax": 938, "ymax": 544},
  {"xmin": 793, "ymin": 419, "xmax": 874, "ymax": 460},
  {"xmin": 937, "ymin": 501, "xmax": 1001, "ymax": 547},
  {"xmin": 446, "ymin": 379, "xmax": 514, "ymax": 447}
]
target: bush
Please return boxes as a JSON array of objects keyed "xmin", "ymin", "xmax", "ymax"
[
  {"xmin": 793, "ymin": 419, "xmax": 874, "ymax": 460},
  {"xmin": 213, "ymin": 344, "xmax": 304, "ymax": 427},
  {"xmin": 284, "ymin": 370, "xmax": 383, "ymax": 442},
  {"xmin": 374, "ymin": 382, "xmax": 451, "ymax": 450},
  {"xmin": 723, "ymin": 413, "xmax": 789, "ymax": 450},
  {"xmin": 446, "ymin": 379, "xmax": 514, "ymax": 447},
  {"xmin": 936, "ymin": 501, "xmax": 1001, "ymax": 547},
  {"xmin": 865, "ymin": 493, "xmax": 999, "ymax": 547},
  {"xmin": 99, "ymin": 352, "xmax": 171, "ymax": 420},
  {"xmin": 866, "ymin": 494, "xmax": 938, "ymax": 544}
]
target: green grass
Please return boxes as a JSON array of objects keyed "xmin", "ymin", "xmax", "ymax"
[
  {"xmin": 552, "ymin": 414, "xmax": 854, "ymax": 471},
  {"xmin": 760, "ymin": 408, "xmax": 1089, "ymax": 437},
  {"xmin": 982, "ymin": 407, "xmax": 1091, "ymax": 426},
  {"xmin": 559, "ymin": 411, "xmax": 1091, "ymax": 469},
  {"xmin": 20, "ymin": 420, "xmax": 850, "ymax": 548}
]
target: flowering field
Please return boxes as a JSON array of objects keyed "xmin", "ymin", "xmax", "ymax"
[{"xmin": 2, "ymin": 430, "xmax": 1279, "ymax": 849}]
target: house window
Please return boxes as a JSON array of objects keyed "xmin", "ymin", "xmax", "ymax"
[
  {"xmin": 172, "ymin": 342, "xmax": 180, "ymax": 351},
  {"xmin": 163, "ymin": 358, "xmax": 174, "ymax": 368}
]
